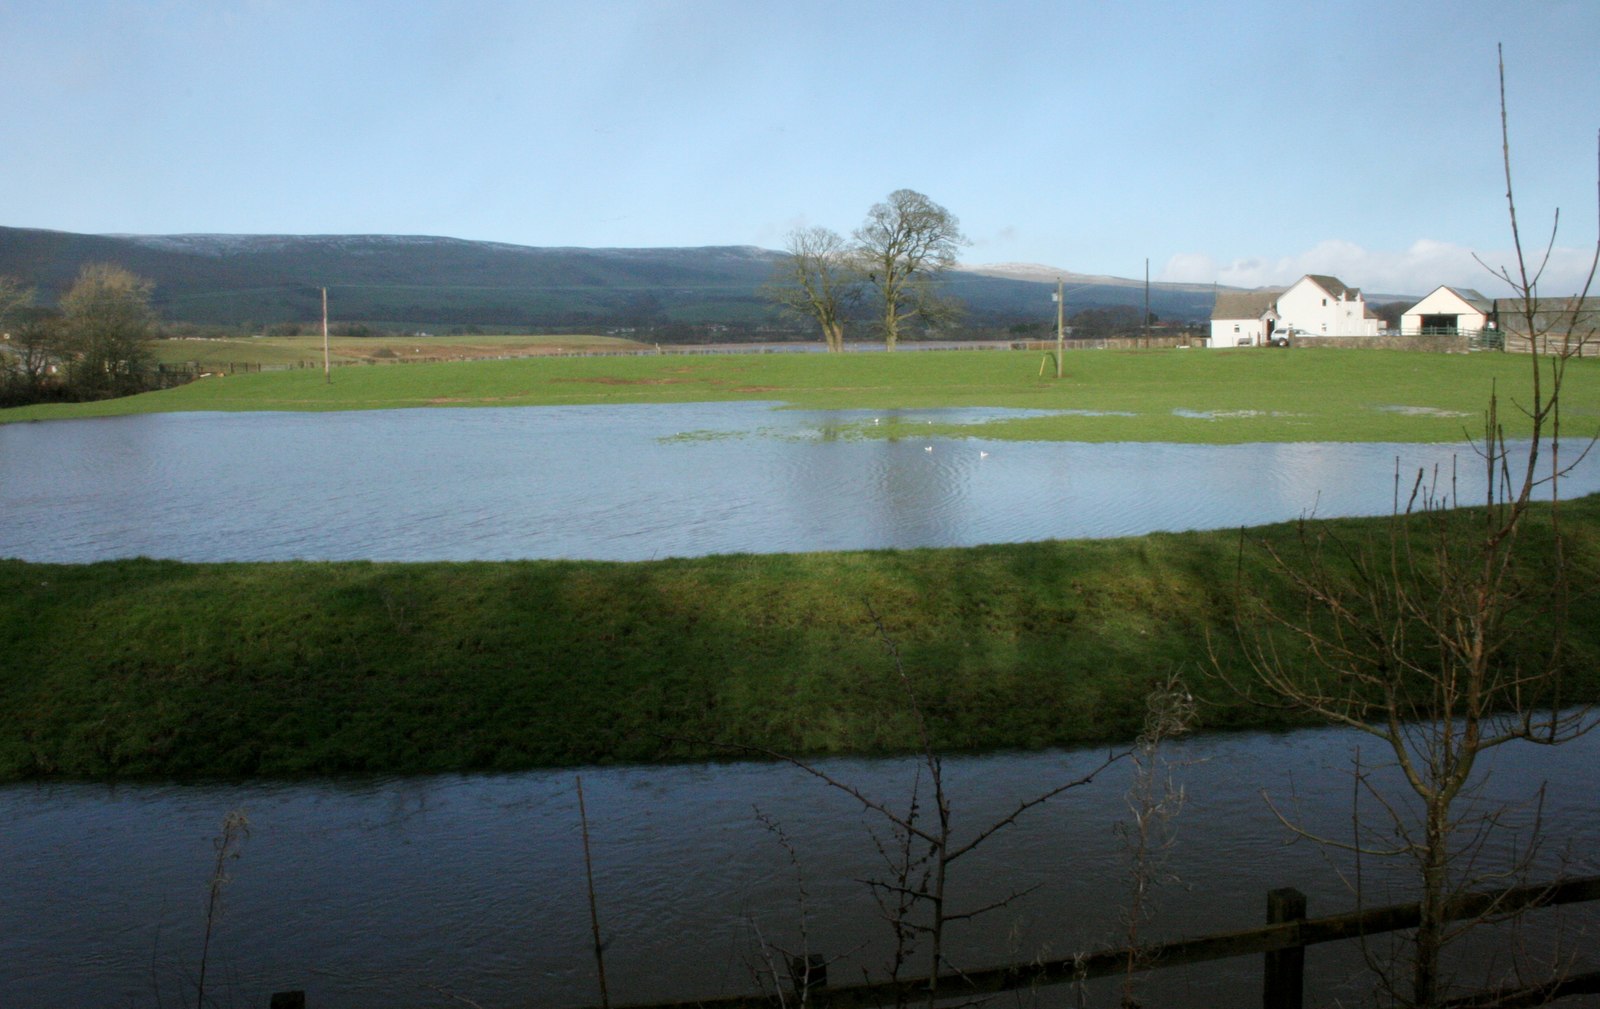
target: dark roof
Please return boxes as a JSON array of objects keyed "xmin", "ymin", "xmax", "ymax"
[
  {"xmin": 1304, "ymin": 274, "xmax": 1362, "ymax": 301},
  {"xmin": 1211, "ymin": 289, "xmax": 1281, "ymax": 321}
]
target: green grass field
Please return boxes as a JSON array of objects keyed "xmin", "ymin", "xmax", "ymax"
[{"xmin": 7, "ymin": 347, "xmax": 1595, "ymax": 443}]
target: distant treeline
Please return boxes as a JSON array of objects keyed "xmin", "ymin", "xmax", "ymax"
[{"xmin": 1, "ymin": 264, "xmax": 197, "ymax": 408}]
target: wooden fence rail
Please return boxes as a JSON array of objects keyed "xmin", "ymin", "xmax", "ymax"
[{"xmin": 267, "ymin": 874, "xmax": 1600, "ymax": 1009}]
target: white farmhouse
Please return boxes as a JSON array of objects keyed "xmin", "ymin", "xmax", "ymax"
[
  {"xmin": 1274, "ymin": 275, "xmax": 1381, "ymax": 338},
  {"xmin": 1209, "ymin": 290, "xmax": 1281, "ymax": 347},
  {"xmin": 1209, "ymin": 274, "xmax": 1379, "ymax": 347},
  {"xmin": 1400, "ymin": 286, "xmax": 1492, "ymax": 335}
]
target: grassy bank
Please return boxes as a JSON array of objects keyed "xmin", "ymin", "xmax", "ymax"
[
  {"xmin": 6, "ymin": 348, "xmax": 1596, "ymax": 443},
  {"xmin": 3, "ymin": 497, "xmax": 1595, "ymax": 781}
]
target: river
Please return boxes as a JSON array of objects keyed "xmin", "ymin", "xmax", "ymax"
[{"xmin": 4, "ymin": 724, "xmax": 1597, "ymax": 1008}]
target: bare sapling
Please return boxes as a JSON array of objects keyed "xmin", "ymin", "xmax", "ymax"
[
  {"xmin": 577, "ymin": 774, "xmax": 611, "ymax": 1009},
  {"xmin": 744, "ymin": 809, "xmax": 848, "ymax": 1008},
  {"xmin": 195, "ymin": 809, "xmax": 249, "ymax": 1009},
  {"xmin": 1114, "ymin": 675, "xmax": 1196, "ymax": 1009},
  {"xmin": 727, "ymin": 612, "xmax": 1126, "ymax": 1009},
  {"xmin": 1223, "ymin": 47, "xmax": 1599, "ymax": 1008}
]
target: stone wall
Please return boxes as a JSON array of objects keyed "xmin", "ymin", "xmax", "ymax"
[{"xmin": 1291, "ymin": 334, "xmax": 1473, "ymax": 352}]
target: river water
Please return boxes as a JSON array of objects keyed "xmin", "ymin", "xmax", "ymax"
[
  {"xmin": 2, "ymin": 403, "xmax": 1597, "ymax": 564},
  {"xmin": 4, "ymin": 725, "xmax": 1598, "ymax": 1008}
]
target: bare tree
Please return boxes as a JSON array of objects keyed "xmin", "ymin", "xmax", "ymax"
[
  {"xmin": 58, "ymin": 262, "xmax": 158, "ymax": 398},
  {"xmin": 853, "ymin": 190, "xmax": 967, "ymax": 350},
  {"xmin": 1115, "ymin": 676, "xmax": 1195, "ymax": 1009},
  {"xmin": 1, "ymin": 317, "xmax": 63, "ymax": 403},
  {"xmin": 729, "ymin": 619, "xmax": 1123, "ymax": 1009},
  {"xmin": 764, "ymin": 227, "xmax": 860, "ymax": 352},
  {"xmin": 1222, "ymin": 49, "xmax": 1599, "ymax": 1008},
  {"xmin": 0, "ymin": 277, "xmax": 49, "ymax": 402},
  {"xmin": 196, "ymin": 809, "xmax": 249, "ymax": 1009},
  {"xmin": 0, "ymin": 275, "xmax": 28, "ymax": 328}
]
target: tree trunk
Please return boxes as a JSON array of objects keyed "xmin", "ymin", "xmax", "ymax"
[{"xmin": 1414, "ymin": 797, "xmax": 1450, "ymax": 1007}]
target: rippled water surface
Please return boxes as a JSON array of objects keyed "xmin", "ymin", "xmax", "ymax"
[
  {"xmin": 3, "ymin": 725, "xmax": 1597, "ymax": 1008},
  {"xmin": 4, "ymin": 403, "xmax": 1595, "ymax": 563}
]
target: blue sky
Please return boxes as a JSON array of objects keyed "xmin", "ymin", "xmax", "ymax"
[{"xmin": 3, "ymin": 0, "xmax": 1597, "ymax": 295}]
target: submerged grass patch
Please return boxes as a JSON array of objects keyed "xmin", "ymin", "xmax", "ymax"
[
  {"xmin": 5, "ymin": 348, "xmax": 1596, "ymax": 443},
  {"xmin": 3, "ymin": 496, "xmax": 1597, "ymax": 781}
]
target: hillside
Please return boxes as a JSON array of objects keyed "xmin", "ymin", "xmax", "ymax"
[{"xmin": 0, "ymin": 226, "xmax": 1218, "ymax": 334}]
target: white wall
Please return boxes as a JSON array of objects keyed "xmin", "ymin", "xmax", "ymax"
[
  {"xmin": 1209, "ymin": 318, "xmax": 1268, "ymax": 347},
  {"xmin": 1276, "ymin": 277, "xmax": 1379, "ymax": 337},
  {"xmin": 1400, "ymin": 287, "xmax": 1489, "ymax": 334}
]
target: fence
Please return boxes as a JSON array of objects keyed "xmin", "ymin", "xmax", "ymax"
[
  {"xmin": 1501, "ymin": 332, "xmax": 1600, "ymax": 356},
  {"xmin": 263, "ymin": 875, "xmax": 1600, "ymax": 1009}
]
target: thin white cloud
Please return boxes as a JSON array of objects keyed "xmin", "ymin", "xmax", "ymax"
[
  {"xmin": 968, "ymin": 225, "xmax": 1019, "ymax": 250},
  {"xmin": 1160, "ymin": 239, "xmax": 1599, "ymax": 298}
]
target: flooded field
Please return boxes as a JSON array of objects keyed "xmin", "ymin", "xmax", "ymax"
[{"xmin": 3, "ymin": 402, "xmax": 1592, "ymax": 563}]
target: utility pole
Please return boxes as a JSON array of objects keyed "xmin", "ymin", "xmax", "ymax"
[
  {"xmin": 1055, "ymin": 276, "xmax": 1065, "ymax": 379},
  {"xmin": 322, "ymin": 287, "xmax": 331, "ymax": 384},
  {"xmin": 1143, "ymin": 258, "xmax": 1150, "ymax": 343}
]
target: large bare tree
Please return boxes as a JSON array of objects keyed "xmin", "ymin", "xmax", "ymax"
[
  {"xmin": 763, "ymin": 226, "xmax": 859, "ymax": 352},
  {"xmin": 58, "ymin": 262, "xmax": 157, "ymax": 398},
  {"xmin": 852, "ymin": 189, "xmax": 966, "ymax": 350}
]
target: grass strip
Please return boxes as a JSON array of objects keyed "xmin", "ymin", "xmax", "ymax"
[
  {"xmin": 7, "ymin": 348, "xmax": 1597, "ymax": 443},
  {"xmin": 147, "ymin": 332, "xmax": 648, "ymax": 367},
  {"xmin": 3, "ymin": 496, "xmax": 1596, "ymax": 781}
]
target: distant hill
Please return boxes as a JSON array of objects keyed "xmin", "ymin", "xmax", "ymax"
[{"xmin": 0, "ymin": 226, "xmax": 1219, "ymax": 334}]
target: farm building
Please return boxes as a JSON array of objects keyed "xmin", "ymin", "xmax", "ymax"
[
  {"xmin": 1401, "ymin": 286, "xmax": 1493, "ymax": 336},
  {"xmin": 1208, "ymin": 289, "xmax": 1280, "ymax": 347},
  {"xmin": 1209, "ymin": 274, "xmax": 1380, "ymax": 347},
  {"xmin": 1494, "ymin": 297, "xmax": 1600, "ymax": 355}
]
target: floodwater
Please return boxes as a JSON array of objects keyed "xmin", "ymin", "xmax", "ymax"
[
  {"xmin": 5, "ymin": 403, "xmax": 1598, "ymax": 1007},
  {"xmin": 3, "ymin": 724, "xmax": 1596, "ymax": 1008},
  {"xmin": 2, "ymin": 403, "xmax": 1594, "ymax": 563}
]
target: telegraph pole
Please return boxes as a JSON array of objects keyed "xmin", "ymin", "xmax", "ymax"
[
  {"xmin": 1143, "ymin": 258, "xmax": 1150, "ymax": 343},
  {"xmin": 322, "ymin": 287, "xmax": 331, "ymax": 384},
  {"xmin": 1055, "ymin": 276, "xmax": 1065, "ymax": 378}
]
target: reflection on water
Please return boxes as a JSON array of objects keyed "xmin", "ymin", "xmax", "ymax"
[
  {"xmin": 3, "ymin": 403, "xmax": 1596, "ymax": 563},
  {"xmin": 2, "ymin": 725, "xmax": 1597, "ymax": 1008}
]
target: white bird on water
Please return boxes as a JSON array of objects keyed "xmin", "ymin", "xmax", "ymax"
[
  {"xmin": 925, "ymin": 445, "xmax": 933, "ymax": 452},
  {"xmin": 980, "ymin": 450, "xmax": 989, "ymax": 458}
]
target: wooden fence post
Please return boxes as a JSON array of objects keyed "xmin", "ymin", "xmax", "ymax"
[{"xmin": 1264, "ymin": 887, "xmax": 1306, "ymax": 1009}]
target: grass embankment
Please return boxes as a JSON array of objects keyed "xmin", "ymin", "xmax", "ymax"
[
  {"xmin": 7, "ymin": 348, "xmax": 1597, "ymax": 443},
  {"xmin": 3, "ymin": 498, "xmax": 1596, "ymax": 781}
]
